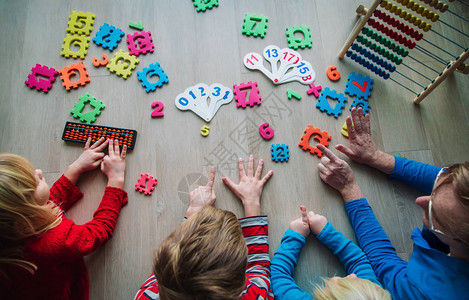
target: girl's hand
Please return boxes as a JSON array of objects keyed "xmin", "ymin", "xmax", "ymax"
[
  {"xmin": 289, "ymin": 206, "xmax": 310, "ymax": 237},
  {"xmin": 101, "ymin": 139, "xmax": 127, "ymax": 188},
  {"xmin": 307, "ymin": 210, "xmax": 328, "ymax": 236},
  {"xmin": 185, "ymin": 167, "xmax": 216, "ymax": 218},
  {"xmin": 65, "ymin": 137, "xmax": 109, "ymax": 184},
  {"xmin": 317, "ymin": 144, "xmax": 362, "ymax": 202},
  {"xmin": 222, "ymin": 155, "xmax": 273, "ymax": 217}
]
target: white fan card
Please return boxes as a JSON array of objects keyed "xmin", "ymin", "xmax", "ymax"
[
  {"xmin": 175, "ymin": 83, "xmax": 233, "ymax": 122},
  {"xmin": 243, "ymin": 45, "xmax": 316, "ymax": 85}
]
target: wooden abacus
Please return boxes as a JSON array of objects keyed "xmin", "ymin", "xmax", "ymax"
[
  {"xmin": 338, "ymin": 0, "xmax": 469, "ymax": 104},
  {"xmin": 62, "ymin": 122, "xmax": 138, "ymax": 150}
]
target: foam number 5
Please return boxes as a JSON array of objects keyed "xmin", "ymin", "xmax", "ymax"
[
  {"xmin": 259, "ymin": 123, "xmax": 274, "ymax": 140},
  {"xmin": 151, "ymin": 101, "xmax": 164, "ymax": 117},
  {"xmin": 201, "ymin": 125, "xmax": 210, "ymax": 137}
]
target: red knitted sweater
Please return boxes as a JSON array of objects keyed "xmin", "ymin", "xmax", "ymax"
[{"xmin": 1, "ymin": 175, "xmax": 128, "ymax": 300}]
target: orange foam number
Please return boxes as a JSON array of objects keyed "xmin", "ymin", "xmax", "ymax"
[
  {"xmin": 92, "ymin": 54, "xmax": 109, "ymax": 67},
  {"xmin": 59, "ymin": 61, "xmax": 91, "ymax": 91},
  {"xmin": 298, "ymin": 125, "xmax": 331, "ymax": 157},
  {"xmin": 326, "ymin": 66, "xmax": 340, "ymax": 81}
]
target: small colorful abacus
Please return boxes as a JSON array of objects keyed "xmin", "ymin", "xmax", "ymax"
[
  {"xmin": 338, "ymin": 0, "xmax": 469, "ymax": 104},
  {"xmin": 62, "ymin": 122, "xmax": 138, "ymax": 150}
]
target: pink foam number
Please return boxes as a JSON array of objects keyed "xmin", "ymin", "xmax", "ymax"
[
  {"xmin": 151, "ymin": 101, "xmax": 164, "ymax": 117},
  {"xmin": 126, "ymin": 31, "xmax": 154, "ymax": 56},
  {"xmin": 233, "ymin": 81, "xmax": 261, "ymax": 108},
  {"xmin": 307, "ymin": 82, "xmax": 322, "ymax": 98},
  {"xmin": 259, "ymin": 123, "xmax": 274, "ymax": 140},
  {"xmin": 24, "ymin": 64, "xmax": 59, "ymax": 93},
  {"xmin": 135, "ymin": 173, "xmax": 158, "ymax": 195}
]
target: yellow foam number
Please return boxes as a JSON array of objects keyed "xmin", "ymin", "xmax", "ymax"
[{"xmin": 201, "ymin": 125, "xmax": 210, "ymax": 137}]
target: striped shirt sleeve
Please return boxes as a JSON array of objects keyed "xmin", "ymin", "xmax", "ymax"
[{"xmin": 239, "ymin": 215, "xmax": 274, "ymax": 300}]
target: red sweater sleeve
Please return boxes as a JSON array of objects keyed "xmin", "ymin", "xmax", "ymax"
[
  {"xmin": 49, "ymin": 175, "xmax": 83, "ymax": 211},
  {"xmin": 239, "ymin": 216, "xmax": 274, "ymax": 300},
  {"xmin": 30, "ymin": 186, "xmax": 128, "ymax": 261}
]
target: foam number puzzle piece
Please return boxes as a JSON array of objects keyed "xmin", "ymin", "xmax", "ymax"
[
  {"xmin": 126, "ymin": 31, "xmax": 154, "ymax": 56},
  {"xmin": 129, "ymin": 21, "xmax": 143, "ymax": 30},
  {"xmin": 107, "ymin": 50, "xmax": 140, "ymax": 79},
  {"xmin": 316, "ymin": 87, "xmax": 348, "ymax": 118},
  {"xmin": 60, "ymin": 34, "xmax": 90, "ymax": 59},
  {"xmin": 233, "ymin": 81, "xmax": 261, "ymax": 108},
  {"xmin": 24, "ymin": 64, "xmax": 58, "ymax": 93},
  {"xmin": 286, "ymin": 25, "xmax": 313, "ymax": 50},
  {"xmin": 66, "ymin": 11, "xmax": 95, "ymax": 36},
  {"xmin": 286, "ymin": 89, "xmax": 301, "ymax": 100},
  {"xmin": 345, "ymin": 72, "xmax": 374, "ymax": 100},
  {"xmin": 271, "ymin": 144, "xmax": 289, "ymax": 162},
  {"xmin": 70, "ymin": 93, "xmax": 105, "ymax": 124},
  {"xmin": 201, "ymin": 125, "xmax": 210, "ymax": 137},
  {"xmin": 327, "ymin": 66, "xmax": 341, "ymax": 81},
  {"xmin": 298, "ymin": 125, "xmax": 332, "ymax": 157},
  {"xmin": 59, "ymin": 61, "xmax": 91, "ymax": 90},
  {"xmin": 259, "ymin": 123, "xmax": 274, "ymax": 140},
  {"xmin": 350, "ymin": 98, "xmax": 371, "ymax": 115},
  {"xmin": 193, "ymin": 0, "xmax": 219, "ymax": 12},
  {"xmin": 135, "ymin": 173, "xmax": 157, "ymax": 195},
  {"xmin": 137, "ymin": 62, "xmax": 169, "ymax": 92},
  {"xmin": 92, "ymin": 23, "xmax": 125, "ymax": 51},
  {"xmin": 341, "ymin": 121, "xmax": 349, "ymax": 138},
  {"xmin": 307, "ymin": 82, "xmax": 322, "ymax": 98},
  {"xmin": 151, "ymin": 101, "xmax": 164, "ymax": 118},
  {"xmin": 242, "ymin": 13, "xmax": 268, "ymax": 38},
  {"xmin": 92, "ymin": 54, "xmax": 109, "ymax": 67}
]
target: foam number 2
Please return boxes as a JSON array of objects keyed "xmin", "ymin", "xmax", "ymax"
[
  {"xmin": 151, "ymin": 101, "xmax": 164, "ymax": 117},
  {"xmin": 327, "ymin": 66, "xmax": 340, "ymax": 81},
  {"xmin": 259, "ymin": 123, "xmax": 274, "ymax": 140}
]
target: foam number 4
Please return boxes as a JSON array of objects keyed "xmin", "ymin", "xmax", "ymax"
[
  {"xmin": 327, "ymin": 66, "xmax": 340, "ymax": 81},
  {"xmin": 259, "ymin": 123, "xmax": 274, "ymax": 140},
  {"xmin": 151, "ymin": 101, "xmax": 164, "ymax": 117}
]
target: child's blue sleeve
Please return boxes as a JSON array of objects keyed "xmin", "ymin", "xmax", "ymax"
[
  {"xmin": 271, "ymin": 229, "xmax": 312, "ymax": 300},
  {"xmin": 316, "ymin": 222, "xmax": 382, "ymax": 287}
]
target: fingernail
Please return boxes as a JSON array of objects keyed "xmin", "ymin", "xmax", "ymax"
[{"xmin": 239, "ymin": 157, "xmax": 243, "ymax": 161}]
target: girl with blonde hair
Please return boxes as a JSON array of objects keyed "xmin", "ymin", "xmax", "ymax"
[{"xmin": 0, "ymin": 138, "xmax": 128, "ymax": 300}]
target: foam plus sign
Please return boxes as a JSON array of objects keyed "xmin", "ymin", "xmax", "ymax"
[{"xmin": 307, "ymin": 82, "xmax": 322, "ymax": 98}]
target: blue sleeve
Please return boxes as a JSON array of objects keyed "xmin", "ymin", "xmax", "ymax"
[
  {"xmin": 271, "ymin": 229, "xmax": 312, "ymax": 300},
  {"xmin": 316, "ymin": 222, "xmax": 381, "ymax": 287},
  {"xmin": 345, "ymin": 198, "xmax": 418, "ymax": 299},
  {"xmin": 390, "ymin": 156, "xmax": 442, "ymax": 194}
]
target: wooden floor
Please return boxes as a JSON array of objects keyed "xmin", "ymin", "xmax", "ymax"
[{"xmin": 1, "ymin": 0, "xmax": 468, "ymax": 298}]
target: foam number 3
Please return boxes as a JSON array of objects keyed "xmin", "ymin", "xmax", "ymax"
[{"xmin": 151, "ymin": 101, "xmax": 164, "ymax": 117}]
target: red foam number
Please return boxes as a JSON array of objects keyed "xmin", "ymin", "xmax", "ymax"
[{"xmin": 151, "ymin": 101, "xmax": 164, "ymax": 117}]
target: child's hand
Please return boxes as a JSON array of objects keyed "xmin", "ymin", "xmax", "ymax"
[
  {"xmin": 185, "ymin": 166, "xmax": 216, "ymax": 218},
  {"xmin": 289, "ymin": 206, "xmax": 310, "ymax": 237},
  {"xmin": 65, "ymin": 137, "xmax": 109, "ymax": 184},
  {"xmin": 307, "ymin": 210, "xmax": 328, "ymax": 236},
  {"xmin": 222, "ymin": 155, "xmax": 273, "ymax": 217},
  {"xmin": 101, "ymin": 139, "xmax": 127, "ymax": 189}
]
